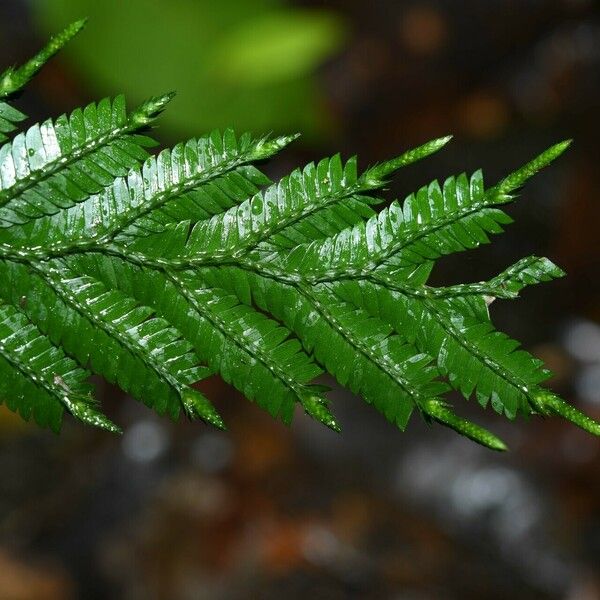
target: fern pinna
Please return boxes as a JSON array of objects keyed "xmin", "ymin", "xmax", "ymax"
[{"xmin": 0, "ymin": 21, "xmax": 598, "ymax": 450}]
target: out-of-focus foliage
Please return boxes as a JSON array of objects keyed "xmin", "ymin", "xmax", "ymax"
[{"xmin": 33, "ymin": 0, "xmax": 346, "ymax": 138}]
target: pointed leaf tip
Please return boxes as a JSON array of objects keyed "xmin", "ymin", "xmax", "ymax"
[
  {"xmin": 302, "ymin": 395, "xmax": 341, "ymax": 433},
  {"xmin": 96, "ymin": 418, "xmax": 123, "ymax": 435},
  {"xmin": 67, "ymin": 18, "xmax": 88, "ymax": 35},
  {"xmin": 248, "ymin": 133, "xmax": 299, "ymax": 160},
  {"xmin": 48, "ymin": 18, "xmax": 88, "ymax": 49},
  {"xmin": 67, "ymin": 398, "xmax": 122, "ymax": 434},
  {"xmin": 158, "ymin": 90, "xmax": 177, "ymax": 103},
  {"xmin": 360, "ymin": 134, "xmax": 453, "ymax": 187},
  {"xmin": 400, "ymin": 134, "xmax": 453, "ymax": 165},
  {"xmin": 0, "ymin": 19, "xmax": 88, "ymax": 98},
  {"xmin": 423, "ymin": 400, "xmax": 508, "ymax": 451},
  {"xmin": 532, "ymin": 391, "xmax": 600, "ymax": 436},
  {"xmin": 497, "ymin": 140, "xmax": 572, "ymax": 194},
  {"xmin": 430, "ymin": 134, "xmax": 453, "ymax": 149},
  {"xmin": 182, "ymin": 389, "xmax": 226, "ymax": 430},
  {"xmin": 489, "ymin": 255, "xmax": 567, "ymax": 299},
  {"xmin": 131, "ymin": 92, "xmax": 175, "ymax": 126},
  {"xmin": 204, "ymin": 410, "xmax": 227, "ymax": 431}
]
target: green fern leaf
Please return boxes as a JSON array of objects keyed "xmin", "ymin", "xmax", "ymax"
[
  {"xmin": 0, "ymin": 95, "xmax": 167, "ymax": 225},
  {"xmin": 0, "ymin": 258, "xmax": 222, "ymax": 427},
  {"xmin": 70, "ymin": 254, "xmax": 330, "ymax": 427},
  {"xmin": 0, "ymin": 19, "xmax": 87, "ymax": 98},
  {"xmin": 366, "ymin": 256, "xmax": 564, "ymax": 301},
  {"xmin": 272, "ymin": 170, "xmax": 510, "ymax": 281},
  {"xmin": 333, "ymin": 281, "xmax": 551, "ymax": 419},
  {"xmin": 0, "ymin": 102, "xmax": 26, "ymax": 144},
  {"xmin": 0, "ymin": 23, "xmax": 597, "ymax": 449},
  {"xmin": 125, "ymin": 141, "xmax": 450, "ymax": 265},
  {"xmin": 0, "ymin": 298, "xmax": 118, "ymax": 433},
  {"xmin": 0, "ymin": 20, "xmax": 87, "ymax": 143},
  {"xmin": 0, "ymin": 130, "xmax": 291, "ymax": 254},
  {"xmin": 199, "ymin": 267, "xmax": 447, "ymax": 430}
]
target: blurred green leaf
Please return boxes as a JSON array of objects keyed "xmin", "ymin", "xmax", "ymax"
[
  {"xmin": 211, "ymin": 10, "xmax": 345, "ymax": 86},
  {"xmin": 33, "ymin": 0, "xmax": 346, "ymax": 138}
]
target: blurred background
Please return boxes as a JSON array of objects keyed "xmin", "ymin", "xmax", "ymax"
[{"xmin": 0, "ymin": 0, "xmax": 599, "ymax": 598}]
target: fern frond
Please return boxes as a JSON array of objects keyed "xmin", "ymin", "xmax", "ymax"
[
  {"xmin": 0, "ymin": 130, "xmax": 291, "ymax": 252},
  {"xmin": 0, "ymin": 258, "xmax": 223, "ymax": 428},
  {"xmin": 272, "ymin": 142, "xmax": 570, "ymax": 284},
  {"xmin": 0, "ymin": 19, "xmax": 86, "ymax": 99},
  {"xmin": 0, "ymin": 102, "xmax": 26, "ymax": 144},
  {"xmin": 123, "ymin": 138, "xmax": 451, "ymax": 265},
  {"xmin": 200, "ymin": 267, "xmax": 447, "ymax": 430},
  {"xmin": 361, "ymin": 255, "xmax": 564, "ymax": 301},
  {"xmin": 333, "ymin": 280, "xmax": 551, "ymax": 419},
  {"xmin": 168, "ymin": 269, "xmax": 327, "ymax": 425},
  {"xmin": 0, "ymin": 94, "xmax": 168, "ymax": 225},
  {"xmin": 0, "ymin": 20, "xmax": 85, "ymax": 142},
  {"xmin": 0, "ymin": 298, "xmax": 118, "ymax": 433},
  {"xmin": 272, "ymin": 170, "xmax": 509, "ymax": 281},
  {"xmin": 0, "ymin": 23, "xmax": 597, "ymax": 449},
  {"xmin": 263, "ymin": 135, "xmax": 453, "ymax": 250},
  {"xmin": 422, "ymin": 399, "xmax": 508, "ymax": 451},
  {"xmin": 71, "ymin": 254, "xmax": 333, "ymax": 428}
]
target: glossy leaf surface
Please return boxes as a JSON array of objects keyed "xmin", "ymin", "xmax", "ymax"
[{"xmin": 0, "ymin": 24, "xmax": 598, "ymax": 450}]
